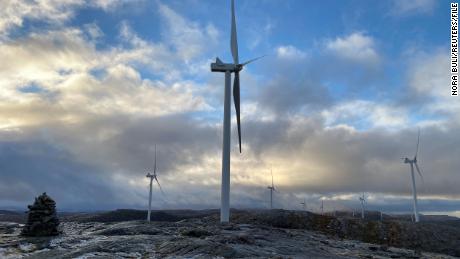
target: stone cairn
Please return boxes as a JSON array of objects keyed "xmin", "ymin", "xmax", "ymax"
[{"xmin": 21, "ymin": 192, "xmax": 60, "ymax": 236}]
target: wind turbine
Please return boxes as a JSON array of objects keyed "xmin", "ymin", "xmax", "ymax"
[
  {"xmin": 300, "ymin": 198, "xmax": 307, "ymax": 211},
  {"xmin": 320, "ymin": 199, "xmax": 324, "ymax": 215},
  {"xmin": 146, "ymin": 145, "xmax": 164, "ymax": 222},
  {"xmin": 402, "ymin": 129, "xmax": 424, "ymax": 223},
  {"xmin": 359, "ymin": 193, "xmax": 366, "ymax": 219},
  {"xmin": 210, "ymin": 0, "xmax": 263, "ymax": 223},
  {"xmin": 267, "ymin": 169, "xmax": 277, "ymax": 209}
]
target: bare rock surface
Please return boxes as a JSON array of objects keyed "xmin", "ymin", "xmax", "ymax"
[{"xmin": 1, "ymin": 210, "xmax": 459, "ymax": 258}]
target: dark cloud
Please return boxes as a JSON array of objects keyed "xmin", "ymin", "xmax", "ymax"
[
  {"xmin": 253, "ymin": 56, "xmax": 332, "ymax": 115},
  {"xmin": 258, "ymin": 75, "xmax": 331, "ymax": 114},
  {"xmin": 0, "ymin": 140, "xmax": 120, "ymax": 210},
  {"xmin": 2, "ymin": 103, "xmax": 459, "ymax": 213}
]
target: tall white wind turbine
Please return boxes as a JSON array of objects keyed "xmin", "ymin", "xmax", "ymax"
[
  {"xmin": 359, "ymin": 193, "xmax": 366, "ymax": 219},
  {"xmin": 210, "ymin": 0, "xmax": 263, "ymax": 223},
  {"xmin": 267, "ymin": 169, "xmax": 277, "ymax": 209},
  {"xmin": 146, "ymin": 145, "xmax": 164, "ymax": 222},
  {"xmin": 402, "ymin": 129, "xmax": 424, "ymax": 223}
]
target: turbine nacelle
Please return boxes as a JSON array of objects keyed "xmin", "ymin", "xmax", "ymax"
[
  {"xmin": 403, "ymin": 157, "xmax": 417, "ymax": 164},
  {"xmin": 359, "ymin": 193, "xmax": 367, "ymax": 203},
  {"xmin": 210, "ymin": 57, "xmax": 244, "ymax": 72}
]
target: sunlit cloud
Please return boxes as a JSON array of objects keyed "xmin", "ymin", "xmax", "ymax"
[{"xmin": 326, "ymin": 32, "xmax": 380, "ymax": 66}]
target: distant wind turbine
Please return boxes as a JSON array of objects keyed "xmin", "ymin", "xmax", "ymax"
[
  {"xmin": 267, "ymin": 169, "xmax": 277, "ymax": 209},
  {"xmin": 300, "ymin": 198, "xmax": 307, "ymax": 211},
  {"xmin": 146, "ymin": 145, "xmax": 164, "ymax": 222},
  {"xmin": 359, "ymin": 193, "xmax": 366, "ymax": 219},
  {"xmin": 402, "ymin": 128, "xmax": 424, "ymax": 223},
  {"xmin": 320, "ymin": 199, "xmax": 324, "ymax": 215},
  {"xmin": 210, "ymin": 0, "xmax": 263, "ymax": 223}
]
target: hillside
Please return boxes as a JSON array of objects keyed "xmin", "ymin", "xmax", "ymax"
[{"xmin": 1, "ymin": 209, "xmax": 460, "ymax": 258}]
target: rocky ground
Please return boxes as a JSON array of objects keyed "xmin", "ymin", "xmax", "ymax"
[{"xmin": 0, "ymin": 209, "xmax": 459, "ymax": 258}]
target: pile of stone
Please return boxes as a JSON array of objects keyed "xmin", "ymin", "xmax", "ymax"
[{"xmin": 21, "ymin": 192, "xmax": 60, "ymax": 236}]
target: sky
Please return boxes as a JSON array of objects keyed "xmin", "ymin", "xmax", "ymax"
[{"xmin": 0, "ymin": 0, "xmax": 459, "ymax": 216}]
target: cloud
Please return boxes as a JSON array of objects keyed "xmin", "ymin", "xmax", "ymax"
[
  {"xmin": 248, "ymin": 121, "xmax": 460, "ymax": 199},
  {"xmin": 157, "ymin": 2, "xmax": 219, "ymax": 63},
  {"xmin": 0, "ymin": 2, "xmax": 222, "ymax": 210},
  {"xmin": 258, "ymin": 74, "xmax": 330, "ymax": 114},
  {"xmin": 402, "ymin": 49, "xmax": 460, "ymax": 122},
  {"xmin": 0, "ymin": 0, "xmax": 82, "ymax": 38},
  {"xmin": 326, "ymin": 32, "xmax": 380, "ymax": 66},
  {"xmin": 247, "ymin": 20, "xmax": 274, "ymax": 50},
  {"xmin": 0, "ymin": 139, "xmax": 123, "ymax": 210},
  {"xmin": 92, "ymin": 0, "xmax": 123, "ymax": 11},
  {"xmin": 254, "ymin": 48, "xmax": 331, "ymax": 115},
  {"xmin": 390, "ymin": 0, "xmax": 436, "ymax": 16},
  {"xmin": 407, "ymin": 50, "xmax": 450, "ymax": 98},
  {"xmin": 0, "ymin": 0, "xmax": 146, "ymax": 41},
  {"xmin": 0, "ymin": 26, "xmax": 210, "ymax": 132},
  {"xmin": 321, "ymin": 100, "xmax": 409, "ymax": 130},
  {"xmin": 275, "ymin": 45, "xmax": 307, "ymax": 60}
]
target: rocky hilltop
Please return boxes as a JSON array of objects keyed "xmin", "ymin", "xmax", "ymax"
[{"xmin": 0, "ymin": 209, "xmax": 459, "ymax": 258}]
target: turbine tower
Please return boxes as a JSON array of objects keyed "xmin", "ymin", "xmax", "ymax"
[
  {"xmin": 359, "ymin": 193, "xmax": 366, "ymax": 219},
  {"xmin": 210, "ymin": 0, "xmax": 262, "ymax": 223},
  {"xmin": 146, "ymin": 145, "xmax": 164, "ymax": 222},
  {"xmin": 402, "ymin": 128, "xmax": 424, "ymax": 223},
  {"xmin": 267, "ymin": 169, "xmax": 277, "ymax": 209}
]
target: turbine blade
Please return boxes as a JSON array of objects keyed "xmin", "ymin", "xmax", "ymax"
[
  {"xmin": 233, "ymin": 71, "xmax": 242, "ymax": 153},
  {"xmin": 230, "ymin": 0, "xmax": 239, "ymax": 65},
  {"xmin": 155, "ymin": 177, "xmax": 164, "ymax": 195},
  {"xmin": 241, "ymin": 55, "xmax": 266, "ymax": 66},
  {"xmin": 415, "ymin": 128, "xmax": 420, "ymax": 159},
  {"xmin": 154, "ymin": 144, "xmax": 157, "ymax": 174},
  {"xmin": 414, "ymin": 162, "xmax": 424, "ymax": 183}
]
